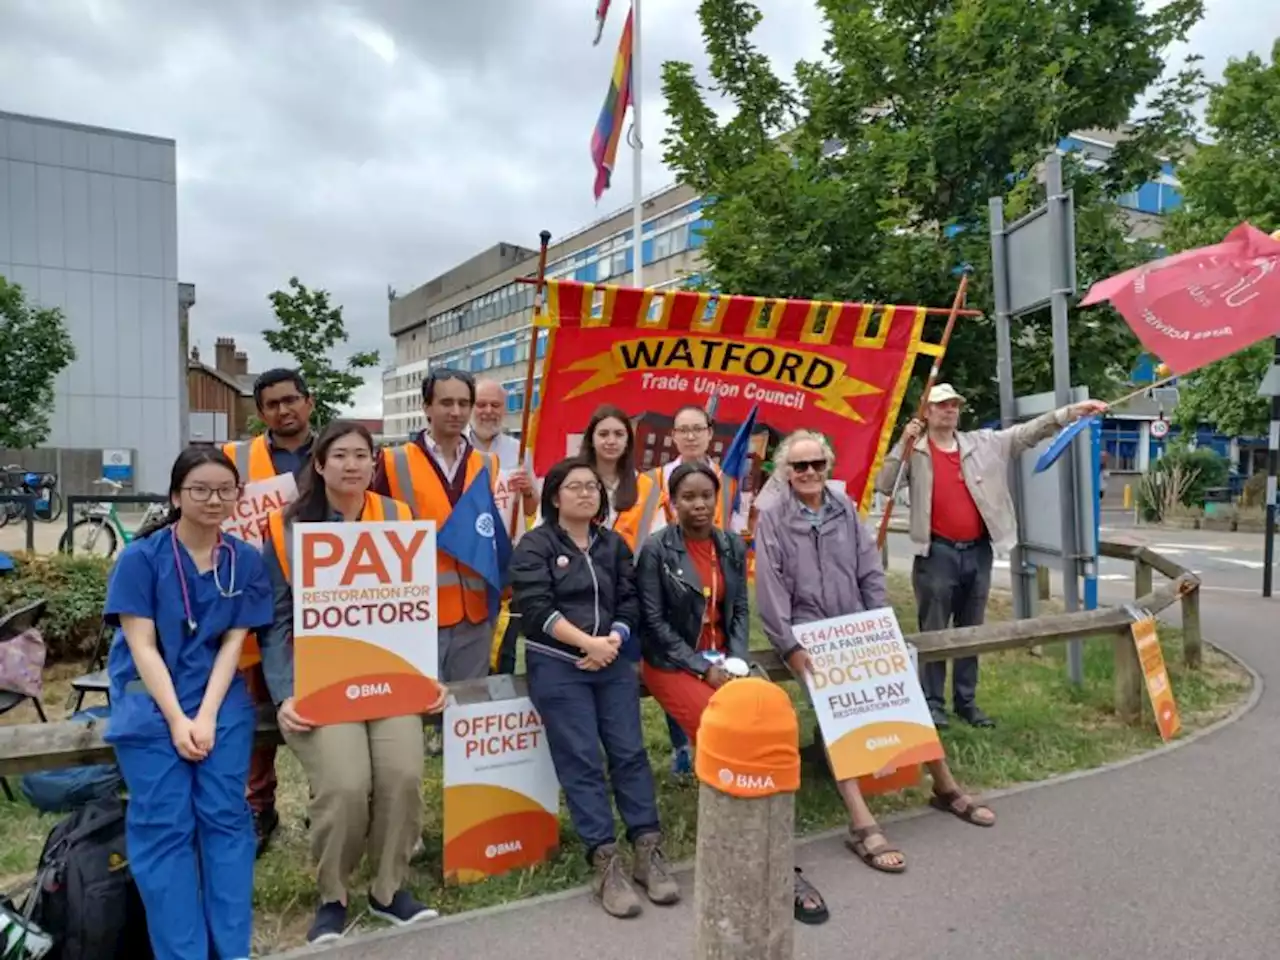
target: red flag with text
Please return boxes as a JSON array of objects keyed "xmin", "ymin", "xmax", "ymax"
[
  {"xmin": 528, "ymin": 281, "xmax": 944, "ymax": 509},
  {"xmin": 1079, "ymin": 223, "xmax": 1280, "ymax": 375}
]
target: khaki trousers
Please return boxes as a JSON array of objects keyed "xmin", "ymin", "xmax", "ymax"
[{"xmin": 284, "ymin": 715, "xmax": 424, "ymax": 905}]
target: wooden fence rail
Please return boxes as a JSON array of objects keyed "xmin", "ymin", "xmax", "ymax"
[{"xmin": 0, "ymin": 540, "xmax": 1201, "ymax": 778}]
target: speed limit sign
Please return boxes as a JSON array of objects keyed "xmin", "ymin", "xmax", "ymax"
[{"xmin": 1151, "ymin": 419, "xmax": 1170, "ymax": 439}]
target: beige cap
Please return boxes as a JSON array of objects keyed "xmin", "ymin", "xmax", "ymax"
[{"xmin": 928, "ymin": 383, "xmax": 965, "ymax": 405}]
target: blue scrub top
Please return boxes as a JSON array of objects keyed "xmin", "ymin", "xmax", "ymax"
[{"xmin": 103, "ymin": 528, "xmax": 273, "ymax": 744}]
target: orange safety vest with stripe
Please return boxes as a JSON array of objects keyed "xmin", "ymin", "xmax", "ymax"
[
  {"xmin": 650, "ymin": 462, "xmax": 738, "ymax": 531},
  {"xmin": 266, "ymin": 491, "xmax": 413, "ymax": 580},
  {"xmin": 380, "ymin": 442, "xmax": 500, "ymax": 628},
  {"xmin": 224, "ymin": 435, "xmax": 281, "ymax": 670},
  {"xmin": 610, "ymin": 471, "xmax": 665, "ymax": 554},
  {"xmin": 223, "ymin": 435, "xmax": 276, "ymax": 485}
]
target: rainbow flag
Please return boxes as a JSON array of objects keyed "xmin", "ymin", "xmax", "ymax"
[
  {"xmin": 590, "ymin": 6, "xmax": 632, "ymax": 201},
  {"xmin": 593, "ymin": 0, "xmax": 611, "ymax": 44}
]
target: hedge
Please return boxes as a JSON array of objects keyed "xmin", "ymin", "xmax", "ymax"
[{"xmin": 1, "ymin": 553, "xmax": 111, "ymax": 661}]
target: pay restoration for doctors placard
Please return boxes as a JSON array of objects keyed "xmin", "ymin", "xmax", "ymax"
[
  {"xmin": 793, "ymin": 608, "xmax": 944, "ymax": 781},
  {"xmin": 443, "ymin": 698, "xmax": 561, "ymax": 884},
  {"xmin": 292, "ymin": 521, "xmax": 441, "ymax": 724}
]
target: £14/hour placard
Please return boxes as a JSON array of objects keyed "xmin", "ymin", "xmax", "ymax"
[{"xmin": 793, "ymin": 607, "xmax": 944, "ymax": 781}]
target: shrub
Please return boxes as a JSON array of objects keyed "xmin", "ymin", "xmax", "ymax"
[
  {"xmin": 1242, "ymin": 472, "xmax": 1267, "ymax": 508},
  {"xmin": 0, "ymin": 553, "xmax": 110, "ymax": 661},
  {"xmin": 1151, "ymin": 447, "xmax": 1229, "ymax": 507}
]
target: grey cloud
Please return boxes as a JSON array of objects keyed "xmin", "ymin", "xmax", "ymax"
[{"xmin": 0, "ymin": 0, "xmax": 1274, "ymax": 417}]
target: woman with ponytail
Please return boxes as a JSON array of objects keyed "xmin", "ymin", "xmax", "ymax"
[
  {"xmin": 102, "ymin": 446, "xmax": 274, "ymax": 960},
  {"xmin": 258, "ymin": 420, "xmax": 443, "ymax": 945}
]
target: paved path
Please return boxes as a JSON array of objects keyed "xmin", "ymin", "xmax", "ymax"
[{"xmin": 277, "ymin": 583, "xmax": 1277, "ymax": 960}]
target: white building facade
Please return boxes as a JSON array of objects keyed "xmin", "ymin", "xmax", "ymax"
[{"xmin": 0, "ymin": 111, "xmax": 183, "ymax": 494}]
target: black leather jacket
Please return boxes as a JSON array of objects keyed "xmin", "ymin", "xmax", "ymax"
[{"xmin": 636, "ymin": 525, "xmax": 749, "ymax": 676}]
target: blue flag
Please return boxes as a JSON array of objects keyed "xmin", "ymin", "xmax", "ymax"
[
  {"xmin": 1033, "ymin": 415, "xmax": 1096, "ymax": 473},
  {"xmin": 719, "ymin": 405, "xmax": 759, "ymax": 515},
  {"xmin": 436, "ymin": 465, "xmax": 513, "ymax": 621}
]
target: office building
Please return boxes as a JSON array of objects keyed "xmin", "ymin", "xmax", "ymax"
[
  {"xmin": 0, "ymin": 110, "xmax": 183, "ymax": 494},
  {"xmin": 383, "ymin": 130, "xmax": 1183, "ymax": 448}
]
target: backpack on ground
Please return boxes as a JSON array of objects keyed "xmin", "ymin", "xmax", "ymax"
[{"xmin": 26, "ymin": 795, "xmax": 152, "ymax": 960}]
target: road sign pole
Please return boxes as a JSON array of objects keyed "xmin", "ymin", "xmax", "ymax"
[{"xmin": 1264, "ymin": 335, "xmax": 1280, "ymax": 598}]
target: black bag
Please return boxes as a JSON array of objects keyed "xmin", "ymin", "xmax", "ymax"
[{"xmin": 27, "ymin": 796, "xmax": 152, "ymax": 960}]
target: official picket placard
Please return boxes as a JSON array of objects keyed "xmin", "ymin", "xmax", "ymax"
[
  {"xmin": 223, "ymin": 474, "xmax": 298, "ymax": 549},
  {"xmin": 293, "ymin": 521, "xmax": 440, "ymax": 725},
  {"xmin": 794, "ymin": 608, "xmax": 944, "ymax": 781},
  {"xmin": 1131, "ymin": 616, "xmax": 1181, "ymax": 742},
  {"xmin": 443, "ymin": 698, "xmax": 561, "ymax": 884}
]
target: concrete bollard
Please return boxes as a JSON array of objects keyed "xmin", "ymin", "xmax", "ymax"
[{"xmin": 693, "ymin": 678, "xmax": 801, "ymax": 960}]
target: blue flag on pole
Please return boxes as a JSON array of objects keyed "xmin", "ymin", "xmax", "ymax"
[
  {"xmin": 719, "ymin": 404, "xmax": 759, "ymax": 515},
  {"xmin": 436, "ymin": 465, "xmax": 513, "ymax": 621},
  {"xmin": 1033, "ymin": 415, "xmax": 1096, "ymax": 473}
]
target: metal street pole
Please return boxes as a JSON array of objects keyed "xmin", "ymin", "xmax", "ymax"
[
  {"xmin": 1264, "ymin": 335, "xmax": 1280, "ymax": 597},
  {"xmin": 1045, "ymin": 152, "xmax": 1084, "ymax": 684}
]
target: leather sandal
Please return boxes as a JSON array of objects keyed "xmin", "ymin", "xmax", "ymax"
[{"xmin": 845, "ymin": 825, "xmax": 906, "ymax": 874}]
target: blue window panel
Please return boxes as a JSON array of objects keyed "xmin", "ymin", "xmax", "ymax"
[
  {"xmin": 1058, "ymin": 136, "xmax": 1084, "ymax": 153},
  {"xmin": 469, "ymin": 352, "xmax": 485, "ymax": 372},
  {"xmin": 506, "ymin": 393, "xmax": 519, "ymax": 413},
  {"xmin": 499, "ymin": 344, "xmax": 516, "ymax": 366},
  {"xmin": 1136, "ymin": 183, "xmax": 1161, "ymax": 214},
  {"xmin": 624, "ymin": 247, "xmax": 634, "ymax": 272},
  {"xmin": 642, "ymin": 238, "xmax": 655, "ymax": 264},
  {"xmin": 1160, "ymin": 161, "xmax": 1175, "ymax": 177},
  {"xmin": 536, "ymin": 337, "xmax": 547, "ymax": 359},
  {"xmin": 1130, "ymin": 354, "xmax": 1157, "ymax": 383},
  {"xmin": 689, "ymin": 220, "xmax": 710, "ymax": 249},
  {"xmin": 574, "ymin": 263, "xmax": 596, "ymax": 282},
  {"xmin": 1116, "ymin": 190, "xmax": 1139, "ymax": 210},
  {"xmin": 532, "ymin": 386, "xmax": 541, "ymax": 408}
]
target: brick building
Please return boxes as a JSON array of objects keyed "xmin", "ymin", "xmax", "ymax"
[{"xmin": 186, "ymin": 336, "xmax": 256, "ymax": 442}]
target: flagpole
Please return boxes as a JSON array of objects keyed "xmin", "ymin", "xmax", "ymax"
[
  {"xmin": 511, "ymin": 229, "xmax": 552, "ymax": 540},
  {"xmin": 630, "ymin": 0, "xmax": 644, "ymax": 288}
]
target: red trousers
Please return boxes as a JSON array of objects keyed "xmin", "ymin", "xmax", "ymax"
[
  {"xmin": 242, "ymin": 665, "xmax": 277, "ymax": 813},
  {"xmin": 641, "ymin": 662, "xmax": 716, "ymax": 744}
]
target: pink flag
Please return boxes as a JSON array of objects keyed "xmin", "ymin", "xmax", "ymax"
[
  {"xmin": 593, "ymin": 0, "xmax": 611, "ymax": 44},
  {"xmin": 1079, "ymin": 223, "xmax": 1280, "ymax": 375}
]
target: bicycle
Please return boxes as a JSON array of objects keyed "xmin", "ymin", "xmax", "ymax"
[
  {"xmin": 57, "ymin": 479, "xmax": 169, "ymax": 558},
  {"xmin": 1, "ymin": 465, "xmax": 63, "ymax": 524}
]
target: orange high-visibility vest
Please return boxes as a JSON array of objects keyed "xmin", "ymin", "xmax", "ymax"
[
  {"xmin": 223, "ymin": 435, "xmax": 276, "ymax": 484},
  {"xmin": 380, "ymin": 442, "xmax": 499, "ymax": 628},
  {"xmin": 265, "ymin": 491, "xmax": 414, "ymax": 580},
  {"xmin": 224, "ymin": 435, "xmax": 280, "ymax": 669},
  {"xmin": 611, "ymin": 471, "xmax": 665, "ymax": 553},
  {"xmin": 650, "ymin": 462, "xmax": 737, "ymax": 531}
]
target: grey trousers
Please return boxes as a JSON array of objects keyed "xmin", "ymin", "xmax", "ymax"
[
  {"xmin": 439, "ymin": 618, "xmax": 494, "ymax": 683},
  {"xmin": 912, "ymin": 538, "xmax": 993, "ymax": 711}
]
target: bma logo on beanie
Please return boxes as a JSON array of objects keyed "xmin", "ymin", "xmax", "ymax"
[{"xmin": 697, "ymin": 678, "xmax": 800, "ymax": 799}]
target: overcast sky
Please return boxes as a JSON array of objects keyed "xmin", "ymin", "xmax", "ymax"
[{"xmin": 1, "ymin": 0, "xmax": 1274, "ymax": 417}]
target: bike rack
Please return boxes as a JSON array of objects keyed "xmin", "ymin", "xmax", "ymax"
[
  {"xmin": 0, "ymin": 495, "xmax": 37, "ymax": 552},
  {"xmin": 62, "ymin": 494, "xmax": 169, "ymax": 555}
]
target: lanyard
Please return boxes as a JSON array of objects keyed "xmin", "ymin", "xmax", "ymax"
[
  {"xmin": 171, "ymin": 525, "xmax": 239, "ymax": 636},
  {"xmin": 700, "ymin": 542, "xmax": 719, "ymax": 630}
]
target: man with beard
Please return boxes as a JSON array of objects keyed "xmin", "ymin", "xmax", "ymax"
[{"xmin": 224, "ymin": 367, "xmax": 316, "ymax": 857}]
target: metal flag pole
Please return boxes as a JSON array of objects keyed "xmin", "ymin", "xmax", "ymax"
[
  {"xmin": 629, "ymin": 0, "xmax": 644, "ymax": 288},
  {"xmin": 511, "ymin": 230, "xmax": 553, "ymax": 540},
  {"xmin": 876, "ymin": 272, "xmax": 970, "ymax": 549}
]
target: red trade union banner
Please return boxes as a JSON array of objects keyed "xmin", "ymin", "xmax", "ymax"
[{"xmin": 529, "ymin": 280, "xmax": 944, "ymax": 508}]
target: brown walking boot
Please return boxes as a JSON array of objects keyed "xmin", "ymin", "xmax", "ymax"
[
  {"xmin": 591, "ymin": 843, "xmax": 642, "ymax": 918},
  {"xmin": 631, "ymin": 832, "xmax": 680, "ymax": 905}
]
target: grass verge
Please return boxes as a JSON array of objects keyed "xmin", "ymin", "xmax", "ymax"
[{"xmin": 0, "ymin": 574, "xmax": 1251, "ymax": 954}]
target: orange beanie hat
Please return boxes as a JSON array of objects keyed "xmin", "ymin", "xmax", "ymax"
[{"xmin": 695, "ymin": 678, "xmax": 800, "ymax": 798}]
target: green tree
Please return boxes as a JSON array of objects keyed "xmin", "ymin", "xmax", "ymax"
[
  {"xmin": 263, "ymin": 277, "xmax": 380, "ymax": 430},
  {"xmin": 662, "ymin": 0, "xmax": 1204, "ymax": 425},
  {"xmin": 1166, "ymin": 40, "xmax": 1280, "ymax": 438},
  {"xmin": 0, "ymin": 276, "xmax": 76, "ymax": 448}
]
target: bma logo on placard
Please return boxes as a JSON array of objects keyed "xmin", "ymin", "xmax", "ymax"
[
  {"xmin": 345, "ymin": 682, "xmax": 392, "ymax": 700},
  {"xmin": 475, "ymin": 512, "xmax": 495, "ymax": 538},
  {"xmin": 485, "ymin": 840, "xmax": 523, "ymax": 859}
]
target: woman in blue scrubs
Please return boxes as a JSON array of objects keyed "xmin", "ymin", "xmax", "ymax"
[{"xmin": 104, "ymin": 446, "xmax": 273, "ymax": 960}]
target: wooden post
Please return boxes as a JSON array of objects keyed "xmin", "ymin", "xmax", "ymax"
[
  {"xmin": 1114, "ymin": 559, "xmax": 1150, "ymax": 722},
  {"xmin": 694, "ymin": 679, "xmax": 800, "ymax": 960},
  {"xmin": 1181, "ymin": 585, "xmax": 1202, "ymax": 669}
]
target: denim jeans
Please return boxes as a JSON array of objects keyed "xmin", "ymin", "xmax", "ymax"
[
  {"xmin": 526, "ymin": 652, "xmax": 661, "ymax": 857},
  {"xmin": 913, "ymin": 538, "xmax": 993, "ymax": 711}
]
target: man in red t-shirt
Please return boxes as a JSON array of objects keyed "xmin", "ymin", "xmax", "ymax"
[{"xmin": 877, "ymin": 384, "xmax": 1107, "ymax": 728}]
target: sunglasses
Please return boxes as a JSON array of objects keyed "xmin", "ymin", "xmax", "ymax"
[{"xmin": 788, "ymin": 459, "xmax": 828, "ymax": 475}]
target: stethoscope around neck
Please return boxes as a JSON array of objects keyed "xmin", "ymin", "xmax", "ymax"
[{"xmin": 171, "ymin": 525, "xmax": 241, "ymax": 637}]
